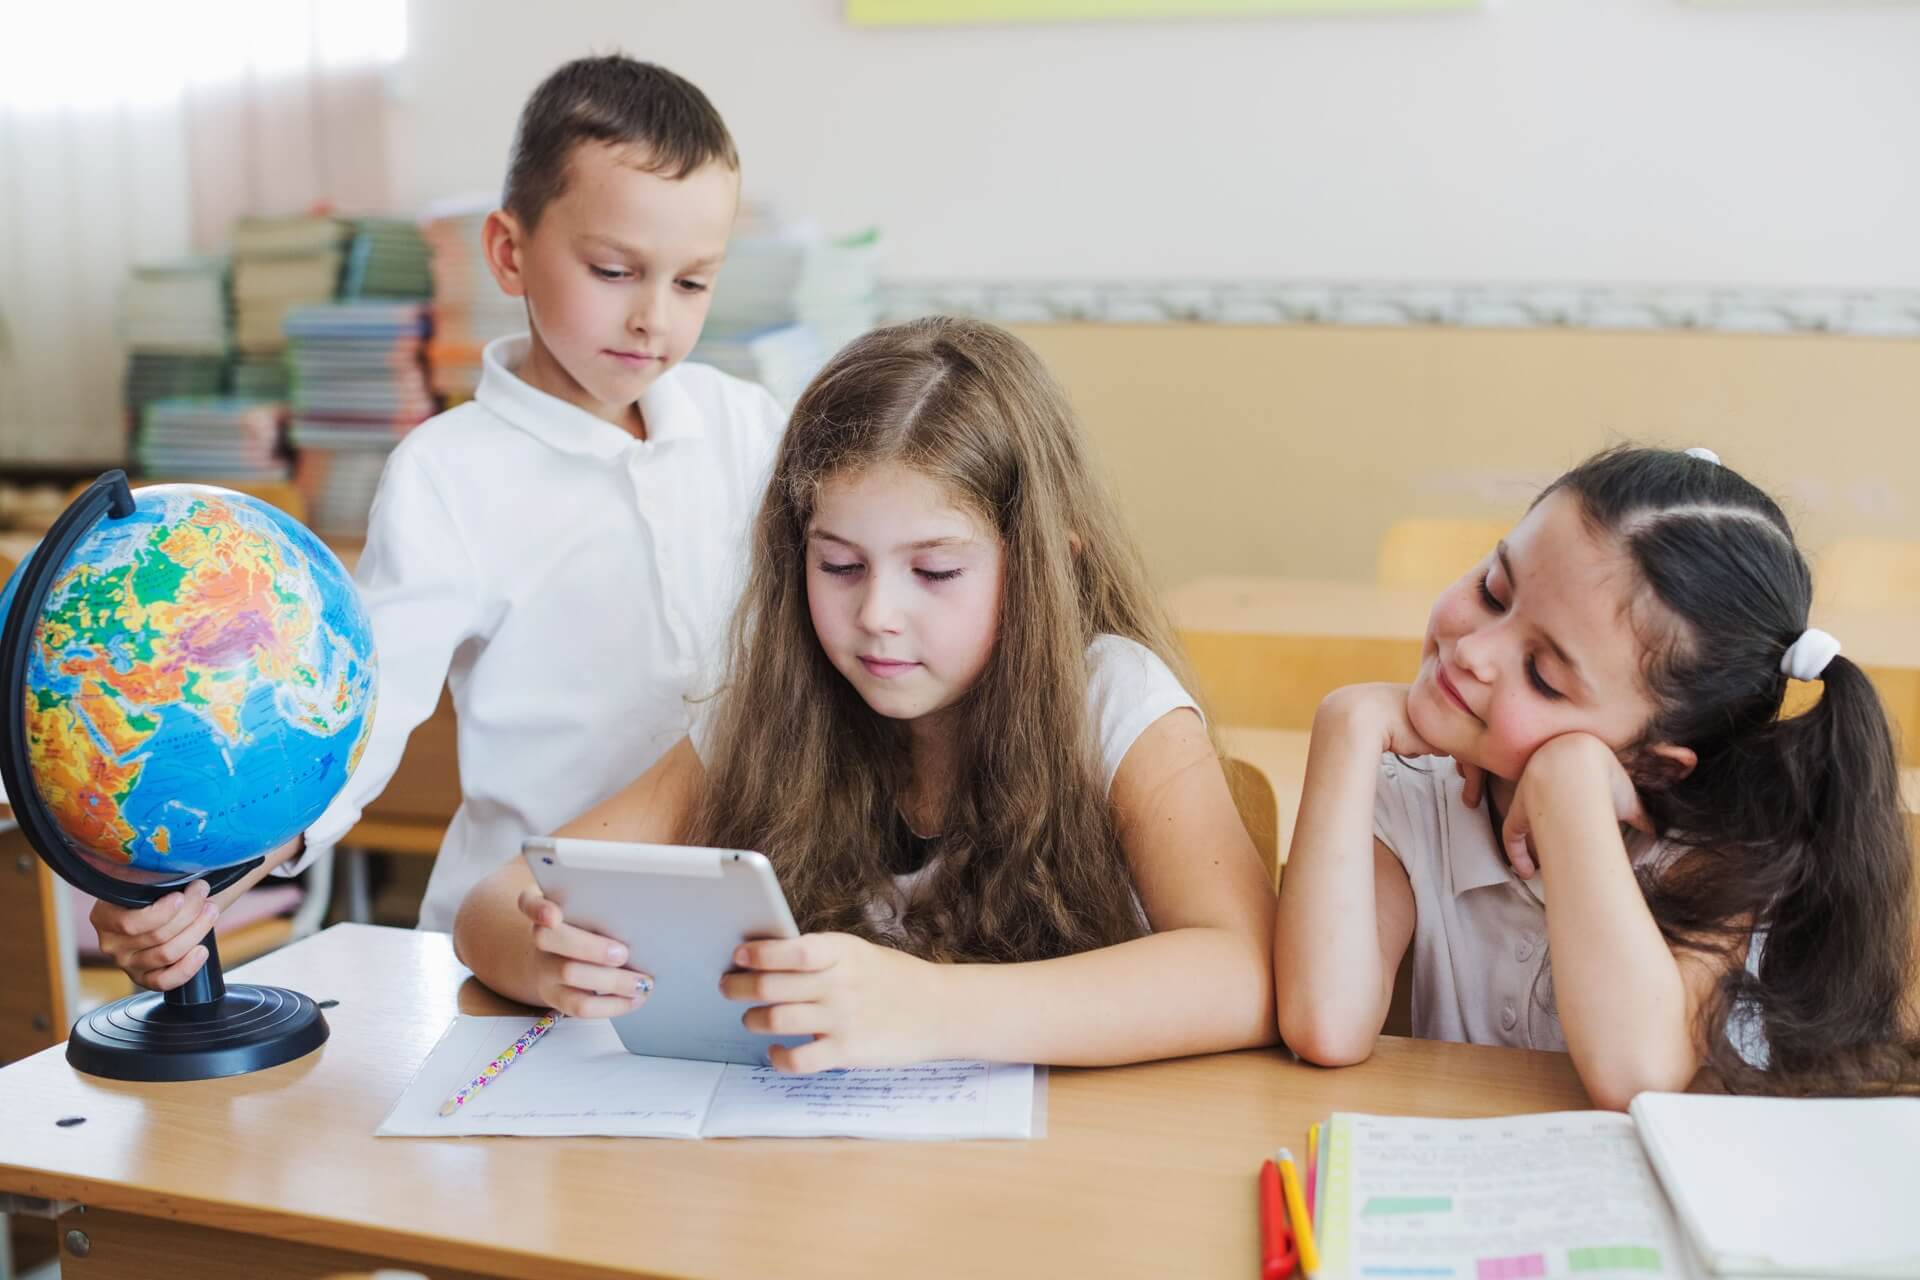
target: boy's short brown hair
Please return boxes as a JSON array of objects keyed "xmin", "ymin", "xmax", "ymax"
[{"xmin": 503, "ymin": 55, "xmax": 739, "ymax": 230}]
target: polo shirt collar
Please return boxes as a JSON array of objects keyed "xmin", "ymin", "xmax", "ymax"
[
  {"xmin": 1441, "ymin": 766, "xmax": 1533, "ymax": 899},
  {"xmin": 475, "ymin": 334, "xmax": 705, "ymax": 458}
]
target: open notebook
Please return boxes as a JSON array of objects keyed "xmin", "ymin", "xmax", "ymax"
[
  {"xmin": 1315, "ymin": 1096, "xmax": 1917, "ymax": 1280},
  {"xmin": 378, "ymin": 1014, "xmax": 1043, "ymax": 1140}
]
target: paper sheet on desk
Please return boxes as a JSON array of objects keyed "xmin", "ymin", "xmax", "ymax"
[{"xmin": 377, "ymin": 1015, "xmax": 1043, "ymax": 1140}]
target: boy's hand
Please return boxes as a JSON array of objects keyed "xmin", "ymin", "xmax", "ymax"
[
  {"xmin": 515, "ymin": 886, "xmax": 653, "ymax": 1018},
  {"xmin": 721, "ymin": 932, "xmax": 941, "ymax": 1073},
  {"xmin": 1503, "ymin": 732, "xmax": 1652, "ymax": 879},
  {"xmin": 93, "ymin": 834, "xmax": 305, "ymax": 991}
]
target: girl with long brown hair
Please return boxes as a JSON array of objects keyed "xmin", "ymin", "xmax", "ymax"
[
  {"xmin": 1276, "ymin": 446, "xmax": 1920, "ymax": 1107},
  {"xmin": 454, "ymin": 317, "xmax": 1276, "ymax": 1071}
]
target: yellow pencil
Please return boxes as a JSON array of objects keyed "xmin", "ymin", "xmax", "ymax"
[
  {"xmin": 1276, "ymin": 1146, "xmax": 1320, "ymax": 1277},
  {"xmin": 1306, "ymin": 1122, "xmax": 1321, "ymax": 1223}
]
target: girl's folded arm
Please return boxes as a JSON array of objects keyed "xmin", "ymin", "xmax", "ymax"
[
  {"xmin": 1521, "ymin": 737, "xmax": 1743, "ymax": 1109},
  {"xmin": 1274, "ymin": 693, "xmax": 1417, "ymax": 1066},
  {"xmin": 931, "ymin": 707, "xmax": 1276, "ymax": 1066}
]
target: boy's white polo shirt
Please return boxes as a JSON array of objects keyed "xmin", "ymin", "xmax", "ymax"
[{"xmin": 292, "ymin": 334, "xmax": 783, "ymax": 931}]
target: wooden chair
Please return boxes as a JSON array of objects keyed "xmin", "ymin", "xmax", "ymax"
[
  {"xmin": 1220, "ymin": 727, "xmax": 1417, "ymax": 1038},
  {"xmin": 1221, "ymin": 726, "xmax": 1309, "ymax": 886},
  {"xmin": 1817, "ymin": 537, "xmax": 1920, "ymax": 609},
  {"xmin": 65, "ymin": 477, "xmax": 309, "ymax": 526},
  {"xmin": 1375, "ymin": 517, "xmax": 1513, "ymax": 591},
  {"xmin": 0, "ymin": 821, "xmax": 80, "ymax": 1272},
  {"xmin": 335, "ymin": 686, "xmax": 460, "ymax": 923},
  {"xmin": 0, "ymin": 823, "xmax": 73, "ymax": 1067}
]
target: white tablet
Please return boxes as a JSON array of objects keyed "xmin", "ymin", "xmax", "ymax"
[{"xmin": 521, "ymin": 837, "xmax": 811, "ymax": 1066}]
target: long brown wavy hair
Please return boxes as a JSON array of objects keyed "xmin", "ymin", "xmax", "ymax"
[{"xmin": 686, "ymin": 316, "xmax": 1197, "ymax": 963}]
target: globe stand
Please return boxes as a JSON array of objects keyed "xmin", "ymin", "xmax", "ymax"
[{"xmin": 0, "ymin": 470, "xmax": 328, "ymax": 1082}]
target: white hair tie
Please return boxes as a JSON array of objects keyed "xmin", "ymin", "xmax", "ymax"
[
  {"xmin": 1684, "ymin": 446, "xmax": 1722, "ymax": 465},
  {"xmin": 1781, "ymin": 628, "xmax": 1841, "ymax": 682}
]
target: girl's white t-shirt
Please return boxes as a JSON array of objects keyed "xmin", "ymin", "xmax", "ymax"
[{"xmin": 690, "ymin": 633, "xmax": 1200, "ymax": 934}]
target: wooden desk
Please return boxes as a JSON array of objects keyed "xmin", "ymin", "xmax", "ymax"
[
  {"xmin": 0, "ymin": 924, "xmax": 1594, "ymax": 1280},
  {"xmin": 1175, "ymin": 576, "xmax": 1920, "ymax": 764}
]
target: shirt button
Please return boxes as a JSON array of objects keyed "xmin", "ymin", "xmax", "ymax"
[
  {"xmin": 1383, "ymin": 764, "xmax": 1398, "ymax": 780},
  {"xmin": 1515, "ymin": 938, "xmax": 1534, "ymax": 963},
  {"xmin": 1500, "ymin": 1002, "xmax": 1518, "ymax": 1031}
]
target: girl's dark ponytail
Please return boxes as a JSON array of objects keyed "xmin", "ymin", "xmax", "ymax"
[
  {"xmin": 1705, "ymin": 655, "xmax": 1920, "ymax": 1094},
  {"xmin": 1546, "ymin": 447, "xmax": 1920, "ymax": 1096}
]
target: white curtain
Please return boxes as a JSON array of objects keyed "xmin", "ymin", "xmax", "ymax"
[{"xmin": 0, "ymin": 1, "xmax": 405, "ymax": 466}]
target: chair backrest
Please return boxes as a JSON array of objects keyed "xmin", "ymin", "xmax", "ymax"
[
  {"xmin": 66, "ymin": 477, "xmax": 309, "ymax": 526},
  {"xmin": 0, "ymin": 824, "xmax": 71, "ymax": 1065},
  {"xmin": 1223, "ymin": 756, "xmax": 1280, "ymax": 886},
  {"xmin": 1224, "ymin": 744, "xmax": 1416, "ymax": 1035},
  {"xmin": 1816, "ymin": 537, "xmax": 1920, "ymax": 609},
  {"xmin": 1375, "ymin": 518, "xmax": 1513, "ymax": 591},
  {"xmin": 360, "ymin": 686, "xmax": 460, "ymax": 823}
]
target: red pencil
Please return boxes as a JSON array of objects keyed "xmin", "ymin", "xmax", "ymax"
[{"xmin": 1259, "ymin": 1157, "xmax": 1298, "ymax": 1280}]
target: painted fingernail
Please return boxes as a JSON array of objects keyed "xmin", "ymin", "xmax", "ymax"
[{"xmin": 636, "ymin": 976, "xmax": 653, "ymax": 995}]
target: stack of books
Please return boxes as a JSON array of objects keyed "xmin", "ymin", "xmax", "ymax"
[
  {"xmin": 692, "ymin": 206, "xmax": 881, "ymax": 407},
  {"xmin": 341, "ymin": 217, "xmax": 433, "ymax": 300},
  {"xmin": 283, "ymin": 301, "xmax": 434, "ymax": 535},
  {"xmin": 422, "ymin": 202, "xmax": 524, "ymax": 403},
  {"xmin": 231, "ymin": 214, "xmax": 350, "ymax": 398},
  {"xmin": 119, "ymin": 258, "xmax": 230, "ymax": 443},
  {"xmin": 134, "ymin": 398, "xmax": 288, "ymax": 481}
]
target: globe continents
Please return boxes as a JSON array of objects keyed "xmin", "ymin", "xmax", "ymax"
[{"xmin": 0, "ymin": 484, "xmax": 376, "ymax": 884}]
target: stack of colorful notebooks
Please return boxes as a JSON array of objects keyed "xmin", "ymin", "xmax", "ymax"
[
  {"xmin": 341, "ymin": 217, "xmax": 433, "ymax": 300},
  {"xmin": 231, "ymin": 214, "xmax": 350, "ymax": 398},
  {"xmin": 283, "ymin": 301, "xmax": 434, "ymax": 535},
  {"xmin": 119, "ymin": 258, "xmax": 230, "ymax": 443},
  {"xmin": 422, "ymin": 203, "xmax": 525, "ymax": 403},
  {"xmin": 134, "ymin": 399, "xmax": 288, "ymax": 481}
]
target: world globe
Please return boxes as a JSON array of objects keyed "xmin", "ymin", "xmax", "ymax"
[
  {"xmin": 0, "ymin": 481, "xmax": 376, "ymax": 885},
  {"xmin": 0, "ymin": 473, "xmax": 370, "ymax": 1080}
]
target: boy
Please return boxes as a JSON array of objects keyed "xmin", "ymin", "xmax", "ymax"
[{"xmin": 93, "ymin": 56, "xmax": 785, "ymax": 989}]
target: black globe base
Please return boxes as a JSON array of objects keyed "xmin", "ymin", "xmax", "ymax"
[
  {"xmin": 67, "ymin": 984, "xmax": 329, "ymax": 1082},
  {"xmin": 64, "ymin": 932, "xmax": 328, "ymax": 1082}
]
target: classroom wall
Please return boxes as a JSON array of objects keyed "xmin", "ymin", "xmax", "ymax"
[
  {"xmin": 390, "ymin": 0, "xmax": 1920, "ymax": 288},
  {"xmin": 1013, "ymin": 324, "xmax": 1920, "ymax": 586}
]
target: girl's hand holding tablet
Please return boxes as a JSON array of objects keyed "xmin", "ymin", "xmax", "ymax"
[
  {"xmin": 514, "ymin": 883, "xmax": 655, "ymax": 1019},
  {"xmin": 721, "ymin": 933, "xmax": 940, "ymax": 1073}
]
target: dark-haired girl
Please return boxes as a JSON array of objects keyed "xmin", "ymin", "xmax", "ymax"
[{"xmin": 1276, "ymin": 446, "xmax": 1920, "ymax": 1107}]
